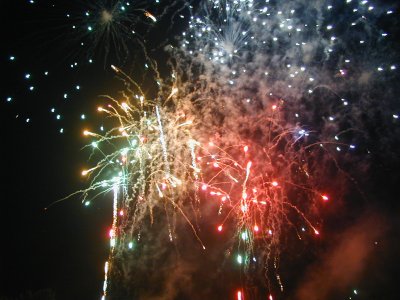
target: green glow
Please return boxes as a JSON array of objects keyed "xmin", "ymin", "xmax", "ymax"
[
  {"xmin": 237, "ymin": 254, "xmax": 243, "ymax": 264},
  {"xmin": 241, "ymin": 231, "xmax": 248, "ymax": 241}
]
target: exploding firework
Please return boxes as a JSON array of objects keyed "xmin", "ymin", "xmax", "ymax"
[
  {"xmin": 27, "ymin": 0, "xmax": 157, "ymax": 66},
  {"xmin": 67, "ymin": 0, "xmax": 151, "ymax": 64},
  {"xmin": 78, "ymin": 65, "xmax": 208, "ymax": 299},
  {"xmin": 74, "ymin": 0, "xmax": 399, "ymax": 298},
  {"xmin": 81, "ymin": 65, "xmax": 205, "ymax": 239}
]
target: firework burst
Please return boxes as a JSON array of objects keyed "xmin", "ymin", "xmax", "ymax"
[{"xmin": 74, "ymin": 0, "xmax": 399, "ymax": 298}]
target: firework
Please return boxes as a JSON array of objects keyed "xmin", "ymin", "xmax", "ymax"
[{"xmin": 75, "ymin": 0, "xmax": 399, "ymax": 298}]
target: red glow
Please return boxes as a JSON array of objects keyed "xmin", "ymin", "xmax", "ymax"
[
  {"xmin": 109, "ymin": 229, "xmax": 114, "ymax": 238},
  {"xmin": 237, "ymin": 291, "xmax": 243, "ymax": 300},
  {"xmin": 272, "ymin": 181, "xmax": 278, "ymax": 187},
  {"xmin": 254, "ymin": 225, "xmax": 259, "ymax": 232},
  {"xmin": 244, "ymin": 145, "xmax": 249, "ymax": 152},
  {"xmin": 322, "ymin": 194, "xmax": 329, "ymax": 201},
  {"xmin": 218, "ymin": 225, "xmax": 223, "ymax": 232},
  {"xmin": 119, "ymin": 210, "xmax": 124, "ymax": 216},
  {"xmin": 314, "ymin": 229, "xmax": 320, "ymax": 235}
]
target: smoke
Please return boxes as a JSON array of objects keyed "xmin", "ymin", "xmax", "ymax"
[
  {"xmin": 294, "ymin": 211, "xmax": 388, "ymax": 300},
  {"xmin": 86, "ymin": 0, "xmax": 400, "ymax": 298},
  {"xmin": 139, "ymin": 261, "xmax": 195, "ymax": 300}
]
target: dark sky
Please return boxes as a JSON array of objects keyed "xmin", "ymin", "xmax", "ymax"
[
  {"xmin": 0, "ymin": 1, "xmax": 126, "ymax": 299},
  {"xmin": 1, "ymin": 1, "xmax": 400, "ymax": 300}
]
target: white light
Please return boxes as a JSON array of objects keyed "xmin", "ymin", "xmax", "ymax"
[{"xmin": 237, "ymin": 255, "xmax": 243, "ymax": 264}]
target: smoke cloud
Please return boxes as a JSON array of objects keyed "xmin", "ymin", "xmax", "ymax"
[{"xmin": 295, "ymin": 211, "xmax": 388, "ymax": 300}]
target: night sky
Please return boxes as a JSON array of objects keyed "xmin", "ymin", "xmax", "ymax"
[{"xmin": 1, "ymin": 1, "xmax": 400, "ymax": 300}]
